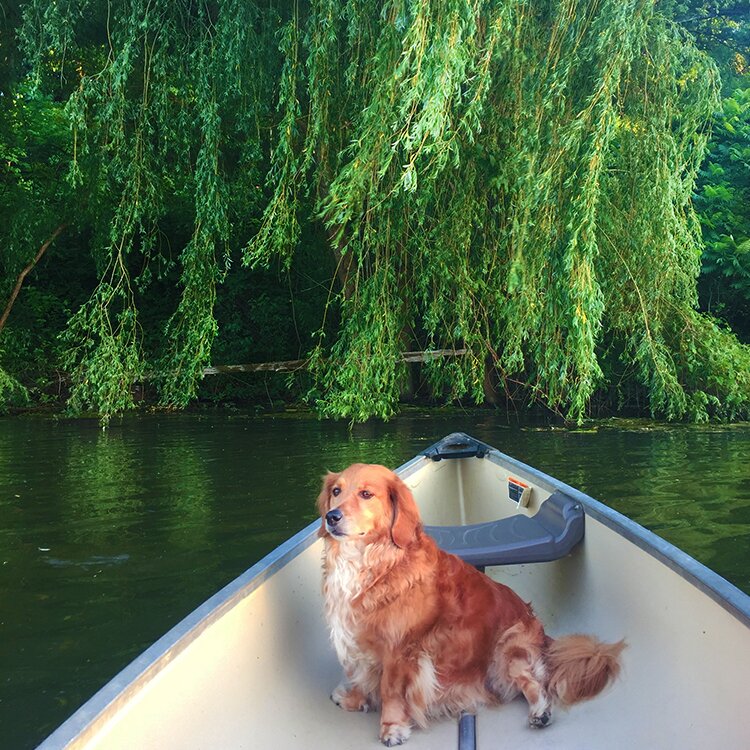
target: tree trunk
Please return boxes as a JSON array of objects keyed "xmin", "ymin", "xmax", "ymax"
[
  {"xmin": 0, "ymin": 224, "xmax": 66, "ymax": 333},
  {"xmin": 483, "ymin": 354, "xmax": 499, "ymax": 406},
  {"xmin": 329, "ymin": 226, "xmax": 355, "ymax": 300}
]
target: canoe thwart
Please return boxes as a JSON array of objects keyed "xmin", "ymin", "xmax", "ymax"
[{"xmin": 425, "ymin": 490, "xmax": 585, "ymax": 567}]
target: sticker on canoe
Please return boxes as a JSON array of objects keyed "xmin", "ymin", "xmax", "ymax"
[{"xmin": 508, "ymin": 477, "xmax": 532, "ymax": 508}]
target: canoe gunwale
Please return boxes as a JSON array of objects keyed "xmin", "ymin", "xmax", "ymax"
[
  {"xmin": 36, "ymin": 455, "xmax": 431, "ymax": 750},
  {"xmin": 474, "ymin": 440, "xmax": 750, "ymax": 629},
  {"xmin": 36, "ymin": 520, "xmax": 322, "ymax": 750}
]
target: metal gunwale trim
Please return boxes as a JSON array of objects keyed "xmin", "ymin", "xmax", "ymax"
[
  {"xmin": 37, "ymin": 454, "xmax": 432, "ymax": 750},
  {"xmin": 36, "ymin": 519, "xmax": 322, "ymax": 750},
  {"xmin": 476, "ymin": 439, "xmax": 750, "ymax": 629}
]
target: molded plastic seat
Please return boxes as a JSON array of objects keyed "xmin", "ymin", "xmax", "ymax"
[{"xmin": 425, "ymin": 490, "xmax": 584, "ymax": 567}]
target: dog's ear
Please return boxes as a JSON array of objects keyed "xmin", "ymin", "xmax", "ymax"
[
  {"xmin": 389, "ymin": 473, "xmax": 421, "ymax": 549},
  {"xmin": 317, "ymin": 472, "xmax": 339, "ymax": 537}
]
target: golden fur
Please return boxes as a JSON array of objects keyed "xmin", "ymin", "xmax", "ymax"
[{"xmin": 318, "ymin": 463, "xmax": 624, "ymax": 746}]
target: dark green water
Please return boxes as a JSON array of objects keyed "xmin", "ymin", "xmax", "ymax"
[{"xmin": 1, "ymin": 412, "xmax": 749, "ymax": 749}]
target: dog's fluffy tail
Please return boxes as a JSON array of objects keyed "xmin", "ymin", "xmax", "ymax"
[{"xmin": 546, "ymin": 634, "xmax": 625, "ymax": 706}]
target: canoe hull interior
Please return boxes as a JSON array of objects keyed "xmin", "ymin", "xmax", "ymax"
[{"xmin": 38, "ymin": 438, "xmax": 750, "ymax": 750}]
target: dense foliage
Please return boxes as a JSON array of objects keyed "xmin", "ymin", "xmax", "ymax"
[
  {"xmin": 695, "ymin": 87, "xmax": 750, "ymax": 333},
  {"xmin": 1, "ymin": 0, "xmax": 750, "ymax": 423}
]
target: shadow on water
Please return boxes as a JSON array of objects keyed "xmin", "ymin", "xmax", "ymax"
[{"xmin": 1, "ymin": 412, "xmax": 748, "ymax": 748}]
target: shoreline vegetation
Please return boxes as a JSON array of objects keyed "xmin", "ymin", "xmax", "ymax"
[
  {"xmin": 2, "ymin": 1, "xmax": 749, "ymax": 426},
  {"xmin": 6, "ymin": 398, "xmax": 750, "ymax": 436}
]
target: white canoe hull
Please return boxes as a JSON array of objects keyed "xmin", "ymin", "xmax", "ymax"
[{"xmin": 38, "ymin": 434, "xmax": 750, "ymax": 749}]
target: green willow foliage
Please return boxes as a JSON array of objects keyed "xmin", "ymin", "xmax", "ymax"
[
  {"xmin": 696, "ymin": 87, "xmax": 750, "ymax": 332},
  {"xmin": 16, "ymin": 0, "xmax": 750, "ymax": 422}
]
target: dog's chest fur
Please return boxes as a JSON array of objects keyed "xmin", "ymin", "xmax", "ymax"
[
  {"xmin": 322, "ymin": 541, "xmax": 366, "ymax": 668},
  {"xmin": 322, "ymin": 540, "xmax": 417, "ymax": 677}
]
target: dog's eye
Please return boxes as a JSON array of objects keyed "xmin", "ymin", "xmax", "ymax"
[
  {"xmin": 359, "ymin": 490, "xmax": 373, "ymax": 499},
  {"xmin": 332, "ymin": 487, "xmax": 341, "ymax": 497}
]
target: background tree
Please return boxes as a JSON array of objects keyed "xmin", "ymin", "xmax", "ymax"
[
  {"xmin": 0, "ymin": 18, "xmax": 74, "ymax": 405},
  {"xmin": 676, "ymin": 0, "xmax": 750, "ymax": 342},
  {"xmin": 695, "ymin": 86, "xmax": 750, "ymax": 336},
  {"xmin": 2, "ymin": 0, "xmax": 750, "ymax": 423}
]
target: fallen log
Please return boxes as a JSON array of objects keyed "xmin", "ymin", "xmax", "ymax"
[{"xmin": 201, "ymin": 349, "xmax": 467, "ymax": 376}]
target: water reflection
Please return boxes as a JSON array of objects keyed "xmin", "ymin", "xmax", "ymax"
[
  {"xmin": 44, "ymin": 554, "xmax": 131, "ymax": 569},
  {"xmin": 0, "ymin": 413, "xmax": 748, "ymax": 749}
]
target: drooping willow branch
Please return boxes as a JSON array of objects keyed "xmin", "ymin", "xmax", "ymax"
[{"xmin": 15, "ymin": 0, "xmax": 750, "ymax": 423}]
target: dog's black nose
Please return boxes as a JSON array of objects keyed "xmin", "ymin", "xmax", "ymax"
[{"xmin": 326, "ymin": 508, "xmax": 343, "ymax": 526}]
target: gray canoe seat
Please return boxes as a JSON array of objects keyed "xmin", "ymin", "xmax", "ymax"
[{"xmin": 424, "ymin": 490, "xmax": 584, "ymax": 567}]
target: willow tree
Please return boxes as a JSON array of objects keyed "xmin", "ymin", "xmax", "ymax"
[{"xmin": 14, "ymin": 0, "xmax": 750, "ymax": 422}]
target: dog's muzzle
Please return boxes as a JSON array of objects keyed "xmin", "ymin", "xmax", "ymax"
[{"xmin": 325, "ymin": 508, "xmax": 344, "ymax": 536}]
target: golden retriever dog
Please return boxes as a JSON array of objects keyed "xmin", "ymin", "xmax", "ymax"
[{"xmin": 318, "ymin": 463, "xmax": 624, "ymax": 746}]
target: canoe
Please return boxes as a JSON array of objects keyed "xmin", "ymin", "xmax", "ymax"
[{"xmin": 38, "ymin": 432, "xmax": 750, "ymax": 750}]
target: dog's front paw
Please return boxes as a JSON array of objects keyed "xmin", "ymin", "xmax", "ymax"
[
  {"xmin": 528, "ymin": 709, "xmax": 552, "ymax": 728},
  {"xmin": 331, "ymin": 683, "xmax": 370, "ymax": 712},
  {"xmin": 379, "ymin": 722, "xmax": 411, "ymax": 746}
]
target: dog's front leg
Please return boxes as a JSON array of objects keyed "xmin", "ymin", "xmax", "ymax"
[{"xmin": 378, "ymin": 655, "xmax": 415, "ymax": 746}]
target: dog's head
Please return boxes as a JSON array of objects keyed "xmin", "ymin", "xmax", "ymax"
[{"xmin": 316, "ymin": 463, "xmax": 421, "ymax": 548}]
